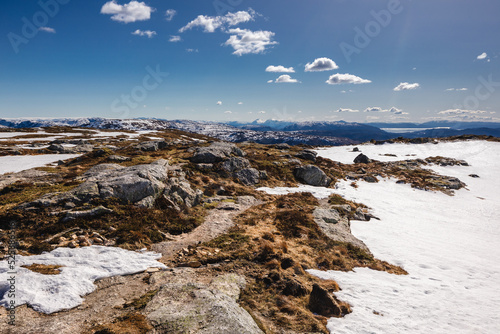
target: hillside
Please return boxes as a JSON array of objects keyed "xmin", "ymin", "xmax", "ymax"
[{"xmin": 0, "ymin": 127, "xmax": 499, "ymax": 333}]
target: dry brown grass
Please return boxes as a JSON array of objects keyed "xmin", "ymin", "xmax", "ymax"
[
  {"xmin": 171, "ymin": 192, "xmax": 406, "ymax": 333},
  {"xmin": 21, "ymin": 264, "xmax": 64, "ymax": 275}
]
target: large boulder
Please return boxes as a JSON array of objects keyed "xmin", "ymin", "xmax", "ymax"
[
  {"xmin": 136, "ymin": 140, "xmax": 167, "ymax": 152},
  {"xmin": 163, "ymin": 177, "xmax": 203, "ymax": 211},
  {"xmin": 293, "ymin": 165, "xmax": 331, "ymax": 187},
  {"xmin": 313, "ymin": 208, "xmax": 371, "ymax": 253},
  {"xmin": 191, "ymin": 142, "xmax": 244, "ymax": 163},
  {"xmin": 76, "ymin": 159, "xmax": 170, "ymax": 204},
  {"xmin": 295, "ymin": 149, "xmax": 318, "ymax": 162},
  {"xmin": 221, "ymin": 157, "xmax": 251, "ymax": 173},
  {"xmin": 235, "ymin": 168, "xmax": 261, "ymax": 186},
  {"xmin": 353, "ymin": 153, "xmax": 371, "ymax": 164},
  {"xmin": 145, "ymin": 273, "xmax": 264, "ymax": 334}
]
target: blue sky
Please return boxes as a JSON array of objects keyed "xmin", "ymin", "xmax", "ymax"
[{"xmin": 1, "ymin": 0, "xmax": 499, "ymax": 123}]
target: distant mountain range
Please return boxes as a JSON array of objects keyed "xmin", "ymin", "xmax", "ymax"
[{"xmin": 1, "ymin": 118, "xmax": 499, "ymax": 145}]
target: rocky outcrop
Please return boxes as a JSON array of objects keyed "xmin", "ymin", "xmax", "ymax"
[
  {"xmin": 162, "ymin": 177, "xmax": 203, "ymax": 211},
  {"xmin": 293, "ymin": 165, "xmax": 331, "ymax": 187},
  {"xmin": 48, "ymin": 143, "xmax": 94, "ymax": 154},
  {"xmin": 145, "ymin": 273, "xmax": 264, "ymax": 334},
  {"xmin": 295, "ymin": 149, "xmax": 317, "ymax": 162},
  {"xmin": 136, "ymin": 140, "xmax": 167, "ymax": 152},
  {"xmin": 221, "ymin": 157, "xmax": 251, "ymax": 173},
  {"xmin": 313, "ymin": 207, "xmax": 371, "ymax": 253},
  {"xmin": 191, "ymin": 142, "xmax": 244, "ymax": 163},
  {"xmin": 235, "ymin": 168, "xmax": 261, "ymax": 186}
]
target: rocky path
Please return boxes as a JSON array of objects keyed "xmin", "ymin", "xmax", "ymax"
[{"xmin": 151, "ymin": 196, "xmax": 261, "ymax": 260}]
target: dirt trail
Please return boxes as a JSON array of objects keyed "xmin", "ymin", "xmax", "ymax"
[{"xmin": 151, "ymin": 196, "xmax": 261, "ymax": 260}]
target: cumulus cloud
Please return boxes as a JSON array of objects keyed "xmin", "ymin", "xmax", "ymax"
[
  {"xmin": 238, "ymin": 102, "xmax": 243, "ymax": 105},
  {"xmin": 101, "ymin": 1, "xmax": 154, "ymax": 23},
  {"xmin": 333, "ymin": 108, "xmax": 359, "ymax": 113},
  {"xmin": 186, "ymin": 48, "xmax": 199, "ymax": 53},
  {"xmin": 132, "ymin": 29, "xmax": 156, "ymax": 38},
  {"xmin": 224, "ymin": 28, "xmax": 277, "ymax": 56},
  {"xmin": 267, "ymin": 80, "xmax": 273, "ymax": 83},
  {"xmin": 394, "ymin": 82, "xmax": 420, "ymax": 91},
  {"xmin": 39, "ymin": 27, "xmax": 56, "ymax": 33},
  {"xmin": 165, "ymin": 9, "xmax": 176, "ymax": 21},
  {"xmin": 305, "ymin": 57, "xmax": 338, "ymax": 72},
  {"xmin": 179, "ymin": 9, "xmax": 255, "ymax": 33},
  {"xmin": 266, "ymin": 65, "xmax": 295, "ymax": 73},
  {"xmin": 477, "ymin": 52, "xmax": 488, "ymax": 60},
  {"xmin": 169, "ymin": 35, "xmax": 181, "ymax": 42},
  {"xmin": 364, "ymin": 107, "xmax": 407, "ymax": 114},
  {"xmin": 273, "ymin": 75, "xmax": 299, "ymax": 83},
  {"xmin": 326, "ymin": 73, "xmax": 371, "ymax": 85},
  {"xmin": 216, "ymin": 101, "xmax": 222, "ymax": 105}
]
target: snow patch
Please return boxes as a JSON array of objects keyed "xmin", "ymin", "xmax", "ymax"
[
  {"xmin": 0, "ymin": 154, "xmax": 82, "ymax": 175},
  {"xmin": 0, "ymin": 246, "xmax": 166, "ymax": 314}
]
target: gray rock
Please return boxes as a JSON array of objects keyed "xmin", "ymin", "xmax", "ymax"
[
  {"xmin": 313, "ymin": 207, "xmax": 370, "ymax": 253},
  {"xmin": 107, "ymin": 155, "xmax": 131, "ymax": 162},
  {"xmin": 293, "ymin": 165, "xmax": 331, "ymax": 187},
  {"xmin": 163, "ymin": 177, "xmax": 203, "ymax": 210},
  {"xmin": 72, "ymin": 159, "xmax": 170, "ymax": 206},
  {"xmin": 191, "ymin": 142, "xmax": 244, "ymax": 163},
  {"xmin": 47, "ymin": 143, "xmax": 94, "ymax": 154},
  {"xmin": 136, "ymin": 140, "xmax": 167, "ymax": 152},
  {"xmin": 363, "ymin": 175, "xmax": 378, "ymax": 183},
  {"xmin": 62, "ymin": 206, "xmax": 113, "ymax": 223},
  {"xmin": 275, "ymin": 143, "xmax": 290, "ymax": 150},
  {"xmin": 145, "ymin": 273, "xmax": 264, "ymax": 334},
  {"xmin": 221, "ymin": 157, "xmax": 251, "ymax": 173},
  {"xmin": 235, "ymin": 168, "xmax": 261, "ymax": 185},
  {"xmin": 295, "ymin": 149, "xmax": 318, "ymax": 162},
  {"xmin": 354, "ymin": 153, "xmax": 371, "ymax": 164}
]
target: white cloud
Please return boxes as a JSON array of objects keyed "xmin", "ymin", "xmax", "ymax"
[
  {"xmin": 39, "ymin": 27, "xmax": 56, "ymax": 33},
  {"xmin": 165, "ymin": 9, "xmax": 176, "ymax": 21},
  {"xmin": 340, "ymin": 90, "xmax": 354, "ymax": 94},
  {"xmin": 179, "ymin": 9, "xmax": 255, "ymax": 33},
  {"xmin": 438, "ymin": 109, "xmax": 488, "ymax": 116},
  {"xmin": 169, "ymin": 35, "xmax": 181, "ymax": 42},
  {"xmin": 305, "ymin": 57, "xmax": 339, "ymax": 72},
  {"xmin": 216, "ymin": 101, "xmax": 222, "ymax": 105},
  {"xmin": 445, "ymin": 88, "xmax": 468, "ymax": 91},
  {"xmin": 477, "ymin": 52, "xmax": 488, "ymax": 60},
  {"xmin": 186, "ymin": 48, "xmax": 199, "ymax": 53},
  {"xmin": 238, "ymin": 102, "xmax": 243, "ymax": 105},
  {"xmin": 334, "ymin": 108, "xmax": 359, "ymax": 113},
  {"xmin": 273, "ymin": 75, "xmax": 299, "ymax": 83},
  {"xmin": 326, "ymin": 73, "xmax": 371, "ymax": 85},
  {"xmin": 131, "ymin": 29, "xmax": 156, "ymax": 38},
  {"xmin": 224, "ymin": 28, "xmax": 277, "ymax": 56},
  {"xmin": 267, "ymin": 80, "xmax": 273, "ymax": 83},
  {"xmin": 258, "ymin": 111, "xmax": 266, "ymax": 114},
  {"xmin": 393, "ymin": 82, "xmax": 420, "ymax": 91},
  {"xmin": 224, "ymin": 110, "xmax": 232, "ymax": 114},
  {"xmin": 101, "ymin": 1, "xmax": 154, "ymax": 23},
  {"xmin": 266, "ymin": 65, "xmax": 295, "ymax": 73},
  {"xmin": 364, "ymin": 107, "xmax": 407, "ymax": 114}
]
